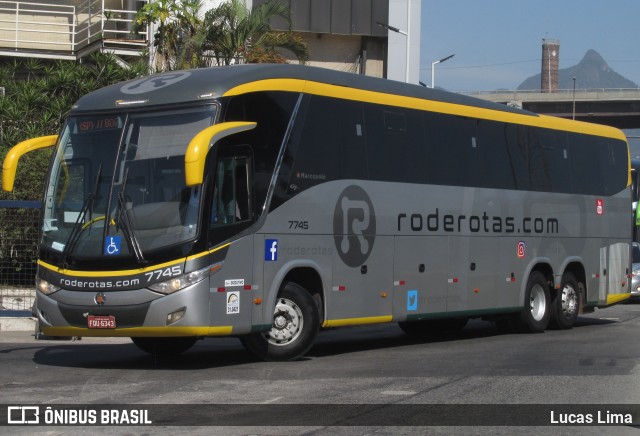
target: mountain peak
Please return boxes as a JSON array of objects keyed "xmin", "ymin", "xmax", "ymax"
[
  {"xmin": 582, "ymin": 49, "xmax": 606, "ymax": 64},
  {"xmin": 517, "ymin": 49, "xmax": 637, "ymax": 90}
]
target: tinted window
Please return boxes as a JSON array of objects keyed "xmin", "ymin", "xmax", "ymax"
[
  {"xmin": 271, "ymin": 94, "xmax": 629, "ymax": 198},
  {"xmin": 540, "ymin": 131, "xmax": 571, "ymax": 193},
  {"xmin": 220, "ymin": 91, "xmax": 298, "ymax": 212},
  {"xmin": 365, "ymin": 105, "xmax": 425, "ymax": 183},
  {"xmin": 476, "ymin": 120, "xmax": 515, "ymax": 190},
  {"xmin": 423, "ymin": 112, "xmax": 478, "ymax": 187},
  {"xmin": 286, "ymin": 95, "xmax": 367, "ymax": 195}
]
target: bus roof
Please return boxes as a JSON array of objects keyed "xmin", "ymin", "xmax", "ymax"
[
  {"xmin": 73, "ymin": 64, "xmax": 526, "ymax": 115},
  {"xmin": 71, "ymin": 64, "xmax": 626, "ymax": 141}
]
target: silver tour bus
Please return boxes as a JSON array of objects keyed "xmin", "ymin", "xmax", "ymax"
[{"xmin": 3, "ymin": 65, "xmax": 632, "ymax": 360}]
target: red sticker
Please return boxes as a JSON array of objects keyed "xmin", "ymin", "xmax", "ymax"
[
  {"xmin": 517, "ymin": 241, "xmax": 526, "ymax": 259},
  {"xmin": 596, "ymin": 199, "xmax": 604, "ymax": 215}
]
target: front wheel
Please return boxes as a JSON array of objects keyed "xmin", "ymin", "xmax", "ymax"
[
  {"xmin": 549, "ymin": 272, "xmax": 580, "ymax": 329},
  {"xmin": 240, "ymin": 282, "xmax": 320, "ymax": 361},
  {"xmin": 518, "ymin": 271, "xmax": 551, "ymax": 333}
]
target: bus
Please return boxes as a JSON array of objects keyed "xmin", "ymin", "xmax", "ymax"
[
  {"xmin": 2, "ymin": 64, "xmax": 632, "ymax": 360},
  {"xmin": 632, "ymin": 158, "xmax": 639, "ymax": 241}
]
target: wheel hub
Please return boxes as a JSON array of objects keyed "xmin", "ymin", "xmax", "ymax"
[
  {"xmin": 530, "ymin": 284, "xmax": 547, "ymax": 322},
  {"xmin": 266, "ymin": 298, "xmax": 304, "ymax": 346},
  {"xmin": 561, "ymin": 285, "xmax": 577, "ymax": 316}
]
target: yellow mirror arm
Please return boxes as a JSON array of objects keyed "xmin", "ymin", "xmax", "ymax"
[
  {"xmin": 2, "ymin": 135, "xmax": 58, "ymax": 192},
  {"xmin": 184, "ymin": 122, "xmax": 257, "ymax": 186}
]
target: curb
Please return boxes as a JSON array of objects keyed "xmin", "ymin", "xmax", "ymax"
[{"xmin": 0, "ymin": 316, "xmax": 37, "ymax": 332}]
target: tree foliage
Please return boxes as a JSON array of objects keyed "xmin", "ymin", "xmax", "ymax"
[
  {"xmin": 135, "ymin": 0, "xmax": 308, "ymax": 71},
  {"xmin": 0, "ymin": 53, "xmax": 148, "ymax": 201},
  {"xmin": 0, "ymin": 53, "xmax": 148, "ymax": 285}
]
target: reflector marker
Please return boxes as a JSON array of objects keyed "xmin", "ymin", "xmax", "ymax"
[
  {"xmin": 394, "ymin": 280, "xmax": 406, "ymax": 286},
  {"xmin": 332, "ymin": 286, "xmax": 346, "ymax": 291},
  {"xmin": 448, "ymin": 278, "xmax": 459, "ymax": 284},
  {"xmin": 217, "ymin": 285, "xmax": 255, "ymax": 292}
]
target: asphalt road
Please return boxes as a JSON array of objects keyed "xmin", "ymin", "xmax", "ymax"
[{"xmin": 1, "ymin": 302, "xmax": 640, "ymax": 435}]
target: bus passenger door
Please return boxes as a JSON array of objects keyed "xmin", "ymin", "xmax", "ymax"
[{"xmin": 207, "ymin": 147, "xmax": 257, "ymax": 334}]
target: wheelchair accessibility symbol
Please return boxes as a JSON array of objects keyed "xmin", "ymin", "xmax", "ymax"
[{"xmin": 104, "ymin": 236, "xmax": 122, "ymax": 256}]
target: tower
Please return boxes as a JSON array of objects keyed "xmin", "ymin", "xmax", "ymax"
[{"xmin": 541, "ymin": 38, "xmax": 560, "ymax": 92}]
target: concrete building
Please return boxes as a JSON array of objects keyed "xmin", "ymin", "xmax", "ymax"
[
  {"xmin": 0, "ymin": 0, "xmax": 421, "ymax": 83},
  {"xmin": 250, "ymin": 0, "xmax": 421, "ymax": 83},
  {"xmin": 0, "ymin": 0, "xmax": 148, "ymax": 61}
]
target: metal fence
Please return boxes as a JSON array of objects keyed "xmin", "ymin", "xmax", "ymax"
[
  {"xmin": 0, "ymin": 0, "xmax": 148, "ymax": 57},
  {"xmin": 0, "ymin": 200, "xmax": 40, "ymax": 312}
]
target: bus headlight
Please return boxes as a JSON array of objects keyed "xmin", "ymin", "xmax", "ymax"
[
  {"xmin": 148, "ymin": 264, "xmax": 218, "ymax": 295},
  {"xmin": 36, "ymin": 277, "xmax": 60, "ymax": 295}
]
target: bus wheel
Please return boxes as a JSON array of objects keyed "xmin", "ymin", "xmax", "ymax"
[
  {"xmin": 241, "ymin": 282, "xmax": 320, "ymax": 361},
  {"xmin": 518, "ymin": 271, "xmax": 551, "ymax": 333},
  {"xmin": 549, "ymin": 272, "xmax": 580, "ymax": 329},
  {"xmin": 131, "ymin": 337, "xmax": 197, "ymax": 355}
]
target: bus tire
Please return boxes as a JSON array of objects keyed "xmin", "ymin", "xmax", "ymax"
[
  {"xmin": 549, "ymin": 272, "xmax": 580, "ymax": 329},
  {"xmin": 131, "ymin": 337, "xmax": 197, "ymax": 355},
  {"xmin": 518, "ymin": 271, "xmax": 551, "ymax": 333},
  {"xmin": 240, "ymin": 282, "xmax": 320, "ymax": 361}
]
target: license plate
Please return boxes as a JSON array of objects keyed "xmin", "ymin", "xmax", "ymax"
[{"xmin": 87, "ymin": 315, "xmax": 116, "ymax": 329}]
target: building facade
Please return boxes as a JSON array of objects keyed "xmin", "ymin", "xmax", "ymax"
[
  {"xmin": 0, "ymin": 0, "xmax": 421, "ymax": 83},
  {"xmin": 0, "ymin": 0, "xmax": 148, "ymax": 61}
]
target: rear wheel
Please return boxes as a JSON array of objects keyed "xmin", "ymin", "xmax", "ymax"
[
  {"xmin": 518, "ymin": 271, "xmax": 551, "ymax": 333},
  {"xmin": 240, "ymin": 282, "xmax": 320, "ymax": 361},
  {"xmin": 131, "ymin": 337, "xmax": 198, "ymax": 355},
  {"xmin": 549, "ymin": 272, "xmax": 580, "ymax": 329}
]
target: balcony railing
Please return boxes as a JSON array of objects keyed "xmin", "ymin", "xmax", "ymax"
[{"xmin": 0, "ymin": 0, "xmax": 147, "ymax": 58}]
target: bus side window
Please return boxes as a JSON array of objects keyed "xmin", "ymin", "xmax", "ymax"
[{"xmin": 211, "ymin": 154, "xmax": 252, "ymax": 226}]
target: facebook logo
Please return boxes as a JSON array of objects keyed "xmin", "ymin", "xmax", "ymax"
[{"xmin": 265, "ymin": 239, "xmax": 278, "ymax": 261}]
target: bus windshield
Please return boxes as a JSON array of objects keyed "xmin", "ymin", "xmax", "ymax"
[{"xmin": 42, "ymin": 106, "xmax": 217, "ymax": 260}]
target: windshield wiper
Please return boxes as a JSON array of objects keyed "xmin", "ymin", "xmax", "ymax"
[
  {"xmin": 115, "ymin": 168, "xmax": 147, "ymax": 265},
  {"xmin": 60, "ymin": 164, "xmax": 102, "ymax": 267}
]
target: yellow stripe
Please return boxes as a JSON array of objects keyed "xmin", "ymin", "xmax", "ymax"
[
  {"xmin": 41, "ymin": 325, "xmax": 233, "ymax": 337},
  {"xmin": 186, "ymin": 242, "xmax": 231, "ymax": 261},
  {"xmin": 38, "ymin": 258, "xmax": 184, "ymax": 278},
  {"xmin": 37, "ymin": 243, "xmax": 231, "ymax": 277},
  {"xmin": 606, "ymin": 293, "xmax": 631, "ymax": 305},
  {"xmin": 322, "ymin": 315, "xmax": 393, "ymax": 328},
  {"xmin": 223, "ymin": 78, "xmax": 627, "ymax": 141}
]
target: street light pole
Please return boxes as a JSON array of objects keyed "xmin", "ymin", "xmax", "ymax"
[
  {"xmin": 431, "ymin": 54, "xmax": 455, "ymax": 88},
  {"xmin": 572, "ymin": 77, "xmax": 576, "ymax": 120},
  {"xmin": 376, "ymin": 15, "xmax": 410, "ymax": 83}
]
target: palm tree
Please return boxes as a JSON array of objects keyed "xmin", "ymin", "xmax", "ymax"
[
  {"xmin": 203, "ymin": 0, "xmax": 308, "ymax": 65},
  {"xmin": 135, "ymin": 0, "xmax": 308, "ymax": 70},
  {"xmin": 134, "ymin": 0, "xmax": 183, "ymax": 71}
]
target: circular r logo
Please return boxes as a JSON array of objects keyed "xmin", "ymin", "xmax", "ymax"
[
  {"xmin": 121, "ymin": 71, "xmax": 191, "ymax": 95},
  {"xmin": 333, "ymin": 185, "xmax": 376, "ymax": 267}
]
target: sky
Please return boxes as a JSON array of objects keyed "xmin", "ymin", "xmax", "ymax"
[{"xmin": 420, "ymin": 0, "xmax": 640, "ymax": 92}]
